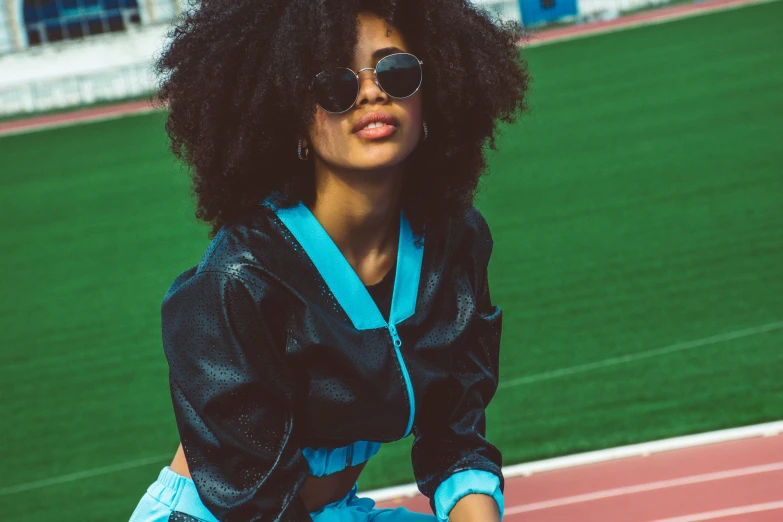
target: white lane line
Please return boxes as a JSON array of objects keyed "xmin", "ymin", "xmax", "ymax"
[
  {"xmin": 504, "ymin": 462, "xmax": 783, "ymax": 515},
  {"xmin": 648, "ymin": 500, "xmax": 783, "ymax": 521},
  {"xmin": 499, "ymin": 321, "xmax": 783, "ymax": 389},
  {"xmin": 367, "ymin": 421, "xmax": 783, "ymax": 502},
  {"xmin": 0, "ymin": 453, "xmax": 171, "ymax": 496}
]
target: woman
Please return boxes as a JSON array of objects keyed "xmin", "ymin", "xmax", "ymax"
[{"xmin": 129, "ymin": 0, "xmax": 530, "ymax": 520}]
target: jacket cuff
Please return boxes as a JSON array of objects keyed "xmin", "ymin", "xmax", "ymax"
[{"xmin": 433, "ymin": 469, "xmax": 504, "ymax": 521}]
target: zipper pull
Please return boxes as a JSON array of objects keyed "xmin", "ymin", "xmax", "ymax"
[{"xmin": 387, "ymin": 323, "xmax": 402, "ymax": 348}]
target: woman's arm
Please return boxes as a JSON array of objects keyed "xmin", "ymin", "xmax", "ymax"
[
  {"xmin": 411, "ymin": 207, "xmax": 505, "ymax": 522},
  {"xmin": 162, "ymin": 267, "xmax": 312, "ymax": 521},
  {"xmin": 450, "ymin": 493, "xmax": 502, "ymax": 522}
]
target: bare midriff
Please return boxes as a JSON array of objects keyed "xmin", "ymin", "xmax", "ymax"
[{"xmin": 169, "ymin": 443, "xmax": 367, "ymax": 513}]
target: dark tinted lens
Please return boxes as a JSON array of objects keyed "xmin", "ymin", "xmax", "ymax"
[
  {"xmin": 313, "ymin": 68, "xmax": 358, "ymax": 113},
  {"xmin": 376, "ymin": 53, "xmax": 422, "ymax": 98}
]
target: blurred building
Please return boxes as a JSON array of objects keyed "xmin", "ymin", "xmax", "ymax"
[
  {"xmin": 0, "ymin": 0, "xmax": 524, "ymax": 117},
  {"xmin": 477, "ymin": 0, "xmax": 524, "ymax": 22},
  {"xmin": 0, "ymin": 0, "xmax": 188, "ymax": 54},
  {"xmin": 0, "ymin": 0, "xmax": 192, "ymax": 115},
  {"xmin": 0, "ymin": 0, "xmax": 662, "ymax": 117}
]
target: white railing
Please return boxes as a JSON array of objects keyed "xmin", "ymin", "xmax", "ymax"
[
  {"xmin": 577, "ymin": 0, "xmax": 673, "ymax": 20},
  {"xmin": 0, "ymin": 21, "xmax": 168, "ymax": 116},
  {"xmin": 0, "ymin": 61, "xmax": 156, "ymax": 116}
]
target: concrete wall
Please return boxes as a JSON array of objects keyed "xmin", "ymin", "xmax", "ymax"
[
  {"xmin": 0, "ymin": 2, "xmax": 11, "ymax": 54},
  {"xmin": 1, "ymin": 0, "xmax": 27, "ymax": 53},
  {"xmin": 577, "ymin": 0, "xmax": 670, "ymax": 18},
  {"xmin": 1, "ymin": 0, "xmax": 178, "ymax": 55},
  {"xmin": 473, "ymin": 0, "xmax": 524, "ymax": 22},
  {"xmin": 139, "ymin": 0, "xmax": 178, "ymax": 25},
  {"xmin": 0, "ymin": 0, "xmax": 524, "ymax": 116},
  {"xmin": 0, "ymin": 23, "xmax": 169, "ymax": 115}
]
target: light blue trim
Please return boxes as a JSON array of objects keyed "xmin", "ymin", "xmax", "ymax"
[
  {"xmin": 389, "ymin": 211, "xmax": 424, "ymax": 325},
  {"xmin": 433, "ymin": 469, "xmax": 504, "ymax": 522},
  {"xmin": 302, "ymin": 441, "xmax": 382, "ymax": 476},
  {"xmin": 266, "ymin": 200, "xmax": 424, "ymax": 440},
  {"xmin": 264, "ymin": 199, "xmax": 424, "ymax": 330},
  {"xmin": 388, "ymin": 211, "xmax": 422, "ymax": 437},
  {"xmin": 128, "ymin": 466, "xmax": 220, "ymax": 522},
  {"xmin": 273, "ymin": 202, "xmax": 387, "ymax": 330}
]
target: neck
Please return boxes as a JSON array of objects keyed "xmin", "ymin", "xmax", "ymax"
[{"xmin": 308, "ymin": 159, "xmax": 404, "ymax": 269}]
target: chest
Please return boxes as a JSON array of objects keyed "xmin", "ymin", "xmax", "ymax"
[
  {"xmin": 260, "ymin": 201, "xmax": 483, "ymax": 448},
  {"xmin": 281, "ymin": 248, "xmax": 479, "ymax": 448}
]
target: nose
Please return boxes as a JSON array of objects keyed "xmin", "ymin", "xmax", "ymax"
[{"xmin": 355, "ymin": 68, "xmax": 389, "ymax": 107}]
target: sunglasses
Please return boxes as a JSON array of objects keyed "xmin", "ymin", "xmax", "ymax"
[{"xmin": 310, "ymin": 52, "xmax": 424, "ymax": 114}]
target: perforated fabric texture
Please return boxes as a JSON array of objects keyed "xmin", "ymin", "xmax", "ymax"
[
  {"xmin": 161, "ymin": 202, "xmax": 503, "ymax": 520},
  {"xmin": 169, "ymin": 512, "xmax": 207, "ymax": 522}
]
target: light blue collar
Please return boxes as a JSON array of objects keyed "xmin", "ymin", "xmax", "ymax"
[{"xmin": 266, "ymin": 200, "xmax": 424, "ymax": 330}]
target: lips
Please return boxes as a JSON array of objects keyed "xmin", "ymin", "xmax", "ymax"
[{"xmin": 352, "ymin": 111, "xmax": 400, "ymax": 134}]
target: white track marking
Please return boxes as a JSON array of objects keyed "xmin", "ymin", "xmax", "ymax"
[
  {"xmin": 498, "ymin": 321, "xmax": 783, "ymax": 389},
  {"xmin": 648, "ymin": 500, "xmax": 783, "ymax": 521},
  {"xmin": 503, "ymin": 462, "xmax": 783, "ymax": 514},
  {"xmin": 500, "ymin": 421, "xmax": 783, "ymax": 479},
  {"xmin": 0, "ymin": 453, "xmax": 171, "ymax": 496},
  {"xmin": 366, "ymin": 421, "xmax": 783, "ymax": 501}
]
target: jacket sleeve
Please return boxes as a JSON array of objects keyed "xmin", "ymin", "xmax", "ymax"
[
  {"xmin": 161, "ymin": 267, "xmax": 312, "ymax": 521},
  {"xmin": 411, "ymin": 209, "xmax": 505, "ymax": 521}
]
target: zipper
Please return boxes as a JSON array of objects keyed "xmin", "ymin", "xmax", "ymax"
[
  {"xmin": 388, "ymin": 322, "xmax": 403, "ymax": 348},
  {"xmin": 387, "ymin": 322, "xmax": 416, "ymax": 438}
]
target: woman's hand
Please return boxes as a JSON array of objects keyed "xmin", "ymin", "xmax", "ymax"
[{"xmin": 448, "ymin": 493, "xmax": 501, "ymax": 522}]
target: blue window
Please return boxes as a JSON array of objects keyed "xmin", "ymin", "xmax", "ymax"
[
  {"xmin": 23, "ymin": 0, "xmax": 141, "ymax": 47},
  {"xmin": 23, "ymin": 5, "xmax": 39, "ymax": 23}
]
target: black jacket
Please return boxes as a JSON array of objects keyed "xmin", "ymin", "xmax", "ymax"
[{"xmin": 161, "ymin": 201, "xmax": 503, "ymax": 521}]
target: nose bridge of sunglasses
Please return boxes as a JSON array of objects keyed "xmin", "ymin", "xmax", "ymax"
[
  {"xmin": 356, "ymin": 67, "xmax": 382, "ymax": 91},
  {"xmin": 356, "ymin": 67, "xmax": 378, "ymax": 81}
]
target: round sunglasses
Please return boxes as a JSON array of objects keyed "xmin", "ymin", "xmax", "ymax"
[{"xmin": 310, "ymin": 52, "xmax": 424, "ymax": 114}]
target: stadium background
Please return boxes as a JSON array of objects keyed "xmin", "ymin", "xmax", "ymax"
[{"xmin": 0, "ymin": 0, "xmax": 781, "ymax": 520}]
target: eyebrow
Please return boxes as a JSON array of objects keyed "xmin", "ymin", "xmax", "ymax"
[{"xmin": 371, "ymin": 46, "xmax": 405, "ymax": 61}]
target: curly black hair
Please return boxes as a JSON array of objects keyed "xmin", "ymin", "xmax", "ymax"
[{"xmin": 154, "ymin": 0, "xmax": 531, "ymax": 239}]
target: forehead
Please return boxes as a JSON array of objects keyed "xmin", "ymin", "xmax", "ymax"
[{"xmin": 353, "ymin": 12, "xmax": 410, "ymax": 67}]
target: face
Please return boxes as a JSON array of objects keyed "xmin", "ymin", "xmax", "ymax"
[{"xmin": 302, "ymin": 11, "xmax": 424, "ymax": 174}]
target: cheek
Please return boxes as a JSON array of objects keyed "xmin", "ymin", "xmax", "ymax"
[
  {"xmin": 402, "ymin": 92, "xmax": 424, "ymax": 129},
  {"xmin": 400, "ymin": 96, "xmax": 424, "ymax": 144},
  {"xmin": 308, "ymin": 109, "xmax": 348, "ymax": 151}
]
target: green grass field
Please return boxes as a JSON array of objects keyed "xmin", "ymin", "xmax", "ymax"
[{"xmin": 1, "ymin": 2, "xmax": 782, "ymax": 520}]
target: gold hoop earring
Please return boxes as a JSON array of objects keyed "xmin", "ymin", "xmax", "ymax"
[{"xmin": 297, "ymin": 138, "xmax": 310, "ymax": 161}]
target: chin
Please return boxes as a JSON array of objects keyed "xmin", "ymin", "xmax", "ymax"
[{"xmin": 352, "ymin": 146, "xmax": 413, "ymax": 170}]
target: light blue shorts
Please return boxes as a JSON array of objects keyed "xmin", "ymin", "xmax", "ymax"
[{"xmin": 129, "ymin": 466, "xmax": 436, "ymax": 521}]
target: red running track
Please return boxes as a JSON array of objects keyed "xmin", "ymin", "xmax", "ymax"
[
  {"xmin": 375, "ymin": 434, "xmax": 783, "ymax": 521},
  {"xmin": 0, "ymin": 100, "xmax": 157, "ymax": 136}
]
